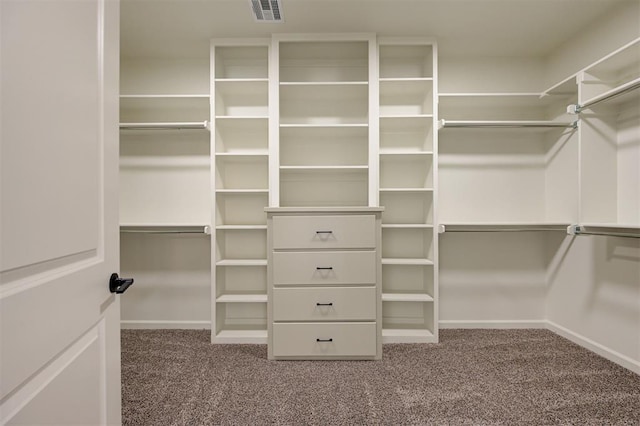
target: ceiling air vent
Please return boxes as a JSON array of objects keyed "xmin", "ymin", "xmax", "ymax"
[{"xmin": 250, "ymin": 0, "xmax": 283, "ymax": 22}]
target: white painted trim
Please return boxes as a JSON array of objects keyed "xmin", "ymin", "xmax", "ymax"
[
  {"xmin": 546, "ymin": 320, "xmax": 640, "ymax": 375},
  {"xmin": 120, "ymin": 320, "xmax": 211, "ymax": 329},
  {"xmin": 1, "ymin": 323, "xmax": 101, "ymax": 424},
  {"xmin": 439, "ymin": 320, "xmax": 547, "ymax": 329}
]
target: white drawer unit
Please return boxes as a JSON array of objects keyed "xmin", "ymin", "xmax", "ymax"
[{"xmin": 266, "ymin": 207, "xmax": 383, "ymax": 360}]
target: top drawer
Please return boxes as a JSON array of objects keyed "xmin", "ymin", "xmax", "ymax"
[{"xmin": 272, "ymin": 215, "xmax": 375, "ymax": 249}]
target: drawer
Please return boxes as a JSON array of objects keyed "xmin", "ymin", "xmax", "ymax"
[
  {"xmin": 273, "ymin": 251, "xmax": 376, "ymax": 286},
  {"xmin": 272, "ymin": 215, "xmax": 375, "ymax": 249},
  {"xmin": 273, "ymin": 287, "xmax": 376, "ymax": 321},
  {"xmin": 272, "ymin": 322, "xmax": 377, "ymax": 357}
]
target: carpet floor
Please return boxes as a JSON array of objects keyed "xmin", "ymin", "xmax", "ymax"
[{"xmin": 121, "ymin": 329, "xmax": 640, "ymax": 425}]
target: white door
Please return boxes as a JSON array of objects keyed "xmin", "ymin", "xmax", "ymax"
[{"xmin": 1, "ymin": 0, "xmax": 121, "ymax": 424}]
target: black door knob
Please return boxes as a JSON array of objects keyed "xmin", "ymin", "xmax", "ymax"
[{"xmin": 109, "ymin": 273, "xmax": 134, "ymax": 294}]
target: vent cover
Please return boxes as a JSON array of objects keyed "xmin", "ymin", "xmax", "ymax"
[{"xmin": 250, "ymin": 0, "xmax": 283, "ymax": 22}]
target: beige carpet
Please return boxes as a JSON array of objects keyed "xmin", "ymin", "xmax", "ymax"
[{"xmin": 121, "ymin": 329, "xmax": 640, "ymax": 425}]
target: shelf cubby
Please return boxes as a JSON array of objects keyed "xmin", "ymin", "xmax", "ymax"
[
  {"xmin": 379, "ymin": 78, "xmax": 434, "ymax": 116},
  {"xmin": 380, "ymin": 153, "xmax": 433, "ymax": 189},
  {"xmin": 382, "ymin": 227, "xmax": 434, "ymax": 262},
  {"xmin": 215, "ymin": 264, "xmax": 268, "ymax": 300},
  {"xmin": 279, "ymin": 126, "xmax": 368, "ymax": 167},
  {"xmin": 379, "ymin": 44, "xmax": 434, "ymax": 79},
  {"xmin": 279, "ymin": 40, "xmax": 369, "ymax": 83},
  {"xmin": 215, "ymin": 192, "xmax": 268, "ymax": 226},
  {"xmin": 214, "ymin": 79, "xmax": 268, "ymax": 117},
  {"xmin": 382, "ymin": 263, "xmax": 435, "ymax": 298},
  {"xmin": 214, "ymin": 45, "xmax": 269, "ymax": 79},
  {"xmin": 214, "ymin": 117, "xmax": 268, "ymax": 154},
  {"xmin": 379, "ymin": 116, "xmax": 434, "ymax": 153},
  {"xmin": 379, "ymin": 191, "xmax": 433, "ymax": 225},
  {"xmin": 279, "ymin": 83, "xmax": 368, "ymax": 125},
  {"xmin": 382, "ymin": 301, "xmax": 435, "ymax": 343},
  {"xmin": 215, "ymin": 154, "xmax": 268, "ymax": 190},
  {"xmin": 280, "ymin": 168, "xmax": 369, "ymax": 207}
]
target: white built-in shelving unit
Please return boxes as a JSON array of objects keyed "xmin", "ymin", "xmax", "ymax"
[
  {"xmin": 273, "ymin": 35, "xmax": 376, "ymax": 208},
  {"xmin": 378, "ymin": 39, "xmax": 438, "ymax": 343},
  {"xmin": 119, "ymin": 58, "xmax": 212, "ymax": 329},
  {"xmin": 211, "ymin": 40, "xmax": 271, "ymax": 343}
]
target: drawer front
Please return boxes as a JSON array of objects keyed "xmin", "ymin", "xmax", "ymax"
[
  {"xmin": 273, "ymin": 251, "xmax": 376, "ymax": 286},
  {"xmin": 272, "ymin": 322, "xmax": 377, "ymax": 357},
  {"xmin": 272, "ymin": 215, "xmax": 375, "ymax": 249},
  {"xmin": 273, "ymin": 287, "xmax": 376, "ymax": 321}
]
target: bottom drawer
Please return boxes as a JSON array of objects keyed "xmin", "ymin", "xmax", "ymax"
[{"xmin": 272, "ymin": 322, "xmax": 377, "ymax": 358}]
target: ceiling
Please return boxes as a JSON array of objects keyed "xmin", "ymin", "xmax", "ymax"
[{"xmin": 121, "ymin": 0, "xmax": 629, "ymax": 59}]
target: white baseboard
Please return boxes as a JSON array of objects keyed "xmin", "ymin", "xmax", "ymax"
[
  {"xmin": 120, "ymin": 320, "xmax": 211, "ymax": 330},
  {"xmin": 546, "ymin": 320, "xmax": 640, "ymax": 375},
  {"xmin": 439, "ymin": 320, "xmax": 547, "ymax": 329}
]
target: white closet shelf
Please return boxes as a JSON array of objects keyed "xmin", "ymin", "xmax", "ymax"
[
  {"xmin": 214, "ymin": 329, "xmax": 267, "ymax": 342},
  {"xmin": 382, "ymin": 259, "xmax": 434, "ymax": 266},
  {"xmin": 439, "ymin": 223, "xmax": 571, "ymax": 233},
  {"xmin": 380, "ymin": 114, "xmax": 433, "ymax": 119},
  {"xmin": 215, "ymin": 151, "xmax": 269, "ymax": 158},
  {"xmin": 542, "ymin": 78, "xmax": 578, "ymax": 98},
  {"xmin": 214, "ymin": 78, "xmax": 268, "ymax": 83},
  {"xmin": 215, "ymin": 115, "xmax": 269, "ymax": 120},
  {"xmin": 379, "ymin": 188, "xmax": 433, "ymax": 193},
  {"xmin": 120, "ymin": 224, "xmax": 211, "ymax": 234},
  {"xmin": 382, "ymin": 329, "xmax": 434, "ymax": 339},
  {"xmin": 215, "ymin": 189, "xmax": 269, "ymax": 194},
  {"xmin": 216, "ymin": 259, "xmax": 268, "ymax": 266},
  {"xmin": 438, "ymin": 119, "xmax": 578, "ymax": 129},
  {"xmin": 583, "ymin": 38, "xmax": 640, "ymax": 77},
  {"xmin": 280, "ymin": 81, "xmax": 368, "ymax": 86},
  {"xmin": 280, "ymin": 165, "xmax": 368, "ymax": 171},
  {"xmin": 280, "ymin": 123, "xmax": 368, "ymax": 128},
  {"xmin": 216, "ymin": 294, "xmax": 267, "ymax": 303},
  {"xmin": 382, "ymin": 224, "xmax": 433, "ymax": 229},
  {"xmin": 216, "ymin": 225, "xmax": 267, "ymax": 230},
  {"xmin": 379, "ymin": 151, "xmax": 434, "ymax": 157},
  {"xmin": 380, "ymin": 77, "xmax": 433, "ymax": 82},
  {"xmin": 382, "ymin": 293, "xmax": 434, "ymax": 302}
]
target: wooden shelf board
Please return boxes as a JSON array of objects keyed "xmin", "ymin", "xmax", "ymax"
[
  {"xmin": 216, "ymin": 259, "xmax": 268, "ymax": 266},
  {"xmin": 216, "ymin": 294, "xmax": 267, "ymax": 303},
  {"xmin": 382, "ymin": 293, "xmax": 434, "ymax": 302}
]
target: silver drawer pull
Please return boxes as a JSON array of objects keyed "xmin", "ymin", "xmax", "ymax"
[
  {"xmin": 316, "ymin": 267, "xmax": 333, "ymax": 270},
  {"xmin": 316, "ymin": 338, "xmax": 333, "ymax": 342},
  {"xmin": 315, "ymin": 230, "xmax": 333, "ymax": 234},
  {"xmin": 316, "ymin": 302, "xmax": 333, "ymax": 306}
]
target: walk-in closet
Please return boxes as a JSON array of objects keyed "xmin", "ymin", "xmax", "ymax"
[{"xmin": 118, "ymin": 0, "xmax": 639, "ymax": 371}]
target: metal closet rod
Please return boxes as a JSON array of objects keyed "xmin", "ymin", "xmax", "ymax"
[
  {"xmin": 119, "ymin": 121, "xmax": 209, "ymax": 130},
  {"xmin": 120, "ymin": 226, "xmax": 211, "ymax": 235},
  {"xmin": 571, "ymin": 225, "xmax": 640, "ymax": 239},
  {"xmin": 437, "ymin": 224, "xmax": 569, "ymax": 233},
  {"xmin": 438, "ymin": 119, "xmax": 578, "ymax": 129},
  {"xmin": 569, "ymin": 79, "xmax": 640, "ymax": 113}
]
